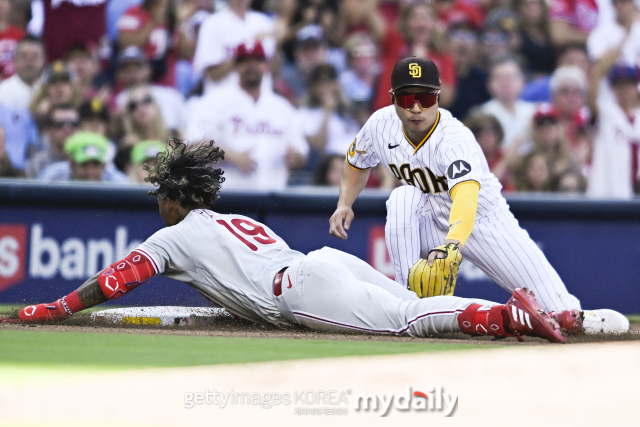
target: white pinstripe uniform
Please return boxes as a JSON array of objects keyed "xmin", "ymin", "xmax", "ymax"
[
  {"xmin": 347, "ymin": 106, "xmax": 581, "ymax": 312},
  {"xmin": 134, "ymin": 209, "xmax": 496, "ymax": 336}
]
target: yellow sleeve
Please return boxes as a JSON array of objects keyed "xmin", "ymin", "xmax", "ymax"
[{"xmin": 445, "ymin": 181, "xmax": 480, "ymax": 246}]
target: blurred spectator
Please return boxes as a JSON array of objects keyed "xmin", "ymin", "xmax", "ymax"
[
  {"xmin": 587, "ymin": 61, "xmax": 640, "ymax": 198},
  {"xmin": 514, "ymin": 150, "xmax": 554, "ymax": 191},
  {"xmin": 339, "ymin": 32, "xmax": 379, "ymax": 123},
  {"xmin": 193, "ymin": 0, "xmax": 275, "ymax": 92},
  {"xmin": 107, "ymin": 0, "xmax": 143, "ymax": 43},
  {"xmin": 433, "ymin": 0, "xmax": 484, "ymax": 29},
  {"xmin": 121, "ymin": 86, "xmax": 174, "ymax": 146},
  {"xmin": 520, "ymin": 43, "xmax": 589, "ymax": 102},
  {"xmin": 516, "ymin": 0, "xmax": 556, "ymax": 77},
  {"xmin": 79, "ymin": 98, "xmax": 110, "ymax": 136},
  {"xmin": 448, "ymin": 23, "xmax": 491, "ymax": 121},
  {"xmin": 313, "ymin": 153, "xmax": 343, "ymax": 186},
  {"xmin": 548, "ymin": 0, "xmax": 600, "ymax": 47},
  {"xmin": 587, "ymin": 0, "xmax": 640, "ymax": 99},
  {"xmin": 0, "ymin": 123, "xmax": 22, "ymax": 177},
  {"xmin": 29, "ymin": 60, "xmax": 81, "ymax": 126},
  {"xmin": 481, "ymin": 8, "xmax": 520, "ymax": 67},
  {"xmin": 335, "ymin": 0, "xmax": 386, "ymax": 44},
  {"xmin": 25, "ymin": 104, "xmax": 79, "ymax": 178},
  {"xmin": 464, "ymin": 110, "xmax": 515, "ymax": 191},
  {"xmin": 279, "ymin": 25, "xmax": 330, "ymax": 103},
  {"xmin": 549, "ymin": 66, "xmax": 590, "ymax": 148},
  {"xmin": 32, "ymin": 0, "xmax": 108, "ymax": 62},
  {"xmin": 65, "ymin": 44, "xmax": 106, "ymax": 102},
  {"xmin": 127, "ymin": 139, "xmax": 166, "ymax": 183},
  {"xmin": 557, "ymin": 169, "xmax": 587, "ymax": 192},
  {"xmin": 0, "ymin": 103, "xmax": 40, "ymax": 171},
  {"xmin": 37, "ymin": 131, "xmax": 128, "ymax": 182},
  {"xmin": 300, "ymin": 63, "xmax": 358, "ymax": 171},
  {"xmin": 9, "ymin": 0, "xmax": 30, "ymax": 29},
  {"xmin": 373, "ymin": 1, "xmax": 456, "ymax": 111},
  {"xmin": 186, "ymin": 41, "xmax": 308, "ymax": 191},
  {"xmin": 524, "ymin": 104, "xmax": 573, "ymax": 178},
  {"xmin": 275, "ymin": 0, "xmax": 339, "ymax": 53},
  {"xmin": 0, "ymin": 36, "xmax": 45, "ymax": 109},
  {"xmin": 117, "ymin": 0, "xmax": 197, "ymax": 87},
  {"xmin": 0, "ymin": 0, "xmax": 26, "ymax": 79},
  {"xmin": 79, "ymin": 97, "xmax": 117, "ymax": 163},
  {"xmin": 481, "ymin": 56, "xmax": 535, "ymax": 147},
  {"xmin": 115, "ymin": 46, "xmax": 186, "ymax": 133}
]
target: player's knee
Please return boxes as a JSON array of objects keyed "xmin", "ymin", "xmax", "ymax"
[{"xmin": 386, "ymin": 186, "xmax": 425, "ymax": 219}]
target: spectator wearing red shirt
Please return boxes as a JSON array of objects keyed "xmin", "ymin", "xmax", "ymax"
[
  {"xmin": 0, "ymin": 0, "xmax": 25, "ymax": 79},
  {"xmin": 372, "ymin": 1, "xmax": 456, "ymax": 111},
  {"xmin": 117, "ymin": 0, "xmax": 196, "ymax": 88},
  {"xmin": 39, "ymin": 0, "xmax": 108, "ymax": 62},
  {"xmin": 549, "ymin": 0, "xmax": 599, "ymax": 47},
  {"xmin": 433, "ymin": 0, "xmax": 485, "ymax": 29}
]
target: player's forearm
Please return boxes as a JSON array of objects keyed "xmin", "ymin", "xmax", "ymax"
[
  {"xmin": 77, "ymin": 271, "xmax": 108, "ymax": 308},
  {"xmin": 445, "ymin": 181, "xmax": 480, "ymax": 246},
  {"xmin": 337, "ymin": 161, "xmax": 370, "ymax": 208}
]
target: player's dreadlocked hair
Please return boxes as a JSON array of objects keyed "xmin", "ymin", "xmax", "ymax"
[{"xmin": 145, "ymin": 139, "xmax": 225, "ymax": 208}]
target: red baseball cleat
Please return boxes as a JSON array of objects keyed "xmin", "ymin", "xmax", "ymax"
[
  {"xmin": 550, "ymin": 309, "xmax": 584, "ymax": 335},
  {"xmin": 505, "ymin": 288, "xmax": 565, "ymax": 343},
  {"xmin": 458, "ymin": 288, "xmax": 566, "ymax": 343}
]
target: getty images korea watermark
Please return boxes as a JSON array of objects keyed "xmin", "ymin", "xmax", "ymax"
[{"xmin": 183, "ymin": 387, "xmax": 458, "ymax": 417}]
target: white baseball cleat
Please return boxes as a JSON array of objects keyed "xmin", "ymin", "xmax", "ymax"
[{"xmin": 582, "ymin": 309, "xmax": 630, "ymax": 335}]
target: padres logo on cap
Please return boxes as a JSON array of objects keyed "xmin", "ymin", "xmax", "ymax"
[{"xmin": 409, "ymin": 63, "xmax": 421, "ymax": 78}]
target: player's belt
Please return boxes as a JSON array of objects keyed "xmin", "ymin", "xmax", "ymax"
[{"xmin": 272, "ymin": 266, "xmax": 289, "ymax": 297}]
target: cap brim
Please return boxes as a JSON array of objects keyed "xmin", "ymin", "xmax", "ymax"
[{"xmin": 392, "ymin": 83, "xmax": 441, "ymax": 93}]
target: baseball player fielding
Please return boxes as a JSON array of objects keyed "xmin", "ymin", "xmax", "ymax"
[{"xmin": 329, "ymin": 56, "xmax": 629, "ymax": 335}]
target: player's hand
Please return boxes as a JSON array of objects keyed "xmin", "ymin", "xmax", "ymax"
[
  {"xmin": 428, "ymin": 239, "xmax": 460, "ymax": 266},
  {"xmin": 329, "ymin": 206, "xmax": 354, "ymax": 239}
]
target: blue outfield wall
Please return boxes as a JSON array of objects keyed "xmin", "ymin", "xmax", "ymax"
[{"xmin": 0, "ymin": 180, "xmax": 639, "ymax": 314}]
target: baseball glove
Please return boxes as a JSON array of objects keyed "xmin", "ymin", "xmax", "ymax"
[{"xmin": 408, "ymin": 243, "xmax": 462, "ymax": 298}]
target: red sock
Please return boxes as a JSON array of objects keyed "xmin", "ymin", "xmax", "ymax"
[{"xmin": 458, "ymin": 303, "xmax": 511, "ymax": 337}]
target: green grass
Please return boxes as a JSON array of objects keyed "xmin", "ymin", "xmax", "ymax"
[{"xmin": 0, "ymin": 330, "xmax": 486, "ymax": 370}]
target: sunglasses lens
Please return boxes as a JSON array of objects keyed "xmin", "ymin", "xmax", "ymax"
[{"xmin": 395, "ymin": 92, "xmax": 438, "ymax": 109}]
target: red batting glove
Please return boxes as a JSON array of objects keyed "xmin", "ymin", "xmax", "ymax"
[{"xmin": 19, "ymin": 290, "xmax": 85, "ymax": 322}]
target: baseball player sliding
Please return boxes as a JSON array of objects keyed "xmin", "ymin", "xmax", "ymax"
[
  {"xmin": 12, "ymin": 140, "xmax": 568, "ymax": 343},
  {"xmin": 329, "ymin": 57, "xmax": 628, "ymax": 335}
]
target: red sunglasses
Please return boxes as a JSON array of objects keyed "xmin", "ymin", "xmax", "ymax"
[{"xmin": 393, "ymin": 91, "xmax": 440, "ymax": 110}]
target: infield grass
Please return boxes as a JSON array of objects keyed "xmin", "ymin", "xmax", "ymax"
[{"xmin": 0, "ymin": 330, "xmax": 487, "ymax": 370}]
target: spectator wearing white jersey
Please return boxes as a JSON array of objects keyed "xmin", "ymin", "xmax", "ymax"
[
  {"xmin": 0, "ymin": 36, "xmax": 45, "ymax": 110},
  {"xmin": 186, "ymin": 41, "xmax": 308, "ymax": 191},
  {"xmin": 587, "ymin": 54, "xmax": 640, "ymax": 198},
  {"xmin": 193, "ymin": 0, "xmax": 275, "ymax": 92},
  {"xmin": 481, "ymin": 56, "xmax": 536, "ymax": 148}
]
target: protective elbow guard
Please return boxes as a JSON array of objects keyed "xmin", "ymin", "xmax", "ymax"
[{"xmin": 98, "ymin": 251, "xmax": 156, "ymax": 300}]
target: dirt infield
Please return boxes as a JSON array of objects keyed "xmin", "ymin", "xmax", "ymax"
[{"xmin": 2, "ymin": 310, "xmax": 639, "ymax": 345}]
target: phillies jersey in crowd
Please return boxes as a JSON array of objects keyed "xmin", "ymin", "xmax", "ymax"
[
  {"xmin": 185, "ymin": 85, "xmax": 308, "ymax": 191},
  {"xmin": 0, "ymin": 25, "xmax": 25, "ymax": 79},
  {"xmin": 549, "ymin": 0, "xmax": 600, "ymax": 34},
  {"xmin": 41, "ymin": 0, "xmax": 107, "ymax": 61},
  {"xmin": 347, "ymin": 106, "xmax": 507, "ymax": 220},
  {"xmin": 135, "ymin": 209, "xmax": 304, "ymax": 326}
]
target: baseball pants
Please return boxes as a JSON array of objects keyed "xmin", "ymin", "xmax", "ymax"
[
  {"xmin": 384, "ymin": 186, "xmax": 581, "ymax": 313},
  {"xmin": 273, "ymin": 247, "xmax": 496, "ymax": 336}
]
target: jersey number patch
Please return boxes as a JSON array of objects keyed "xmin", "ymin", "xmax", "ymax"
[{"xmin": 217, "ymin": 219, "xmax": 277, "ymax": 251}]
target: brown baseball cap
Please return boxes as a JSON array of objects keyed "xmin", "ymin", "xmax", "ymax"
[{"xmin": 391, "ymin": 57, "xmax": 441, "ymax": 93}]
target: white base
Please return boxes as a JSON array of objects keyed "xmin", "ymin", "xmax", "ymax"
[{"xmin": 91, "ymin": 306, "xmax": 231, "ymax": 326}]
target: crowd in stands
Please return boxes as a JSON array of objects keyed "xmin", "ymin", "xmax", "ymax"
[{"xmin": 0, "ymin": 0, "xmax": 639, "ymax": 198}]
